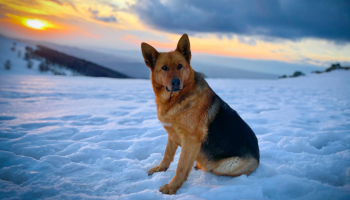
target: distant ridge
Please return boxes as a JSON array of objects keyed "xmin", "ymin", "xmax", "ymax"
[{"xmin": 33, "ymin": 45, "xmax": 130, "ymax": 78}]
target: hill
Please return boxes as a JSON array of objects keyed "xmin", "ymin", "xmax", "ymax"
[{"xmin": 0, "ymin": 35, "xmax": 129, "ymax": 78}]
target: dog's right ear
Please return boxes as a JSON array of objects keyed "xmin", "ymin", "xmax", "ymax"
[
  {"xmin": 176, "ymin": 34, "xmax": 191, "ymax": 63},
  {"xmin": 141, "ymin": 43, "xmax": 159, "ymax": 69}
]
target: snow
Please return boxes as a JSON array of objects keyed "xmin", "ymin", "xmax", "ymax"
[
  {"xmin": 0, "ymin": 36, "xmax": 43, "ymax": 76},
  {"xmin": 0, "ymin": 70, "xmax": 350, "ymax": 199},
  {"xmin": 0, "ymin": 36, "xmax": 80, "ymax": 76}
]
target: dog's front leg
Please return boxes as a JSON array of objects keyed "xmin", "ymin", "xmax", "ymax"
[
  {"xmin": 148, "ymin": 137, "xmax": 178, "ymax": 175},
  {"xmin": 159, "ymin": 138, "xmax": 201, "ymax": 194}
]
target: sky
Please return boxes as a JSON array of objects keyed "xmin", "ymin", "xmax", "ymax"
[{"xmin": 0, "ymin": 0, "xmax": 349, "ymax": 75}]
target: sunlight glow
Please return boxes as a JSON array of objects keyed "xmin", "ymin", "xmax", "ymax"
[{"xmin": 24, "ymin": 19, "xmax": 51, "ymax": 30}]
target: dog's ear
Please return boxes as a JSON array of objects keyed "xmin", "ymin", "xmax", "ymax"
[
  {"xmin": 141, "ymin": 42, "xmax": 159, "ymax": 69},
  {"xmin": 176, "ymin": 33, "xmax": 191, "ymax": 63}
]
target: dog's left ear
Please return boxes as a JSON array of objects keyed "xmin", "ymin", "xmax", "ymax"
[
  {"xmin": 141, "ymin": 42, "xmax": 159, "ymax": 69},
  {"xmin": 176, "ymin": 34, "xmax": 191, "ymax": 63}
]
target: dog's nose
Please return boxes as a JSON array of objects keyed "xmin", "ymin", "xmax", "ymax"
[{"xmin": 171, "ymin": 78, "xmax": 180, "ymax": 87}]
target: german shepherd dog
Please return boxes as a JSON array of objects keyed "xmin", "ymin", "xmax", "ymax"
[{"xmin": 141, "ymin": 34, "xmax": 259, "ymax": 195}]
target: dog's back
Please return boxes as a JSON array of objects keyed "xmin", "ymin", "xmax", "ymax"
[
  {"xmin": 194, "ymin": 71, "xmax": 260, "ymax": 176},
  {"xmin": 201, "ymin": 92, "xmax": 260, "ymax": 162}
]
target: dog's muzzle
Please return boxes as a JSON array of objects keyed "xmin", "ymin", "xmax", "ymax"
[
  {"xmin": 166, "ymin": 87, "xmax": 181, "ymax": 92},
  {"xmin": 166, "ymin": 78, "xmax": 182, "ymax": 92}
]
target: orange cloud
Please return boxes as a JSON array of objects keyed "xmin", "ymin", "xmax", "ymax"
[
  {"xmin": 121, "ymin": 33, "xmax": 285, "ymax": 61},
  {"xmin": 121, "ymin": 34, "xmax": 142, "ymax": 45}
]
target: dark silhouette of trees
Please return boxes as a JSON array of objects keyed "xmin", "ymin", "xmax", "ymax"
[
  {"xmin": 4, "ymin": 60, "xmax": 11, "ymax": 70},
  {"xmin": 27, "ymin": 60, "xmax": 33, "ymax": 69},
  {"xmin": 279, "ymin": 71, "xmax": 305, "ymax": 79},
  {"xmin": 11, "ymin": 42, "xmax": 16, "ymax": 51},
  {"xmin": 33, "ymin": 46, "xmax": 129, "ymax": 78},
  {"xmin": 24, "ymin": 46, "xmax": 35, "ymax": 60},
  {"xmin": 290, "ymin": 71, "xmax": 305, "ymax": 77},
  {"xmin": 311, "ymin": 63, "xmax": 350, "ymax": 74},
  {"xmin": 325, "ymin": 63, "xmax": 349, "ymax": 72},
  {"xmin": 39, "ymin": 61, "xmax": 49, "ymax": 72}
]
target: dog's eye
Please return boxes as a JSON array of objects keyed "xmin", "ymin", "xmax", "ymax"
[
  {"xmin": 162, "ymin": 66, "xmax": 168, "ymax": 71},
  {"xmin": 177, "ymin": 64, "xmax": 183, "ymax": 70}
]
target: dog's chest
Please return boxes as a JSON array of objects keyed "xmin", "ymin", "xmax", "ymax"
[
  {"xmin": 157, "ymin": 101, "xmax": 208, "ymax": 146},
  {"xmin": 157, "ymin": 100, "xmax": 195, "ymax": 129}
]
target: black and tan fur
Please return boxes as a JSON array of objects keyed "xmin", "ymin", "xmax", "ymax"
[{"xmin": 141, "ymin": 34, "xmax": 259, "ymax": 195}]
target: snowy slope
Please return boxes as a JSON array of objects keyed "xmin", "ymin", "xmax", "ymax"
[
  {"xmin": 0, "ymin": 36, "xmax": 44, "ymax": 75},
  {"xmin": 0, "ymin": 36, "xmax": 80, "ymax": 76},
  {"xmin": 0, "ymin": 71, "xmax": 349, "ymax": 199}
]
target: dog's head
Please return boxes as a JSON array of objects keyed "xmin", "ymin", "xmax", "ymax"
[{"xmin": 141, "ymin": 34, "xmax": 193, "ymax": 93}]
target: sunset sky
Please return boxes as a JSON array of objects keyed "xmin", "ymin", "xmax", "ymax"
[{"xmin": 0, "ymin": 0, "xmax": 349, "ymax": 74}]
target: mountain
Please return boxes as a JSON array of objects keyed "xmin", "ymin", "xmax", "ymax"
[
  {"xmin": 32, "ymin": 45, "xmax": 129, "ymax": 78},
  {"xmin": 0, "ymin": 35, "xmax": 129, "ymax": 78},
  {"xmin": 16, "ymin": 39, "xmax": 150, "ymax": 79}
]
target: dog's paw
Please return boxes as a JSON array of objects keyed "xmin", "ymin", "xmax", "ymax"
[
  {"xmin": 194, "ymin": 163, "xmax": 200, "ymax": 170},
  {"xmin": 159, "ymin": 183, "xmax": 178, "ymax": 195},
  {"xmin": 148, "ymin": 165, "xmax": 167, "ymax": 176}
]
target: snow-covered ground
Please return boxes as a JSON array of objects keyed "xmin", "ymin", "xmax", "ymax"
[{"xmin": 0, "ymin": 71, "xmax": 349, "ymax": 200}]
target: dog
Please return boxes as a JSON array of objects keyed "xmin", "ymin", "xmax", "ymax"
[{"xmin": 141, "ymin": 34, "xmax": 259, "ymax": 195}]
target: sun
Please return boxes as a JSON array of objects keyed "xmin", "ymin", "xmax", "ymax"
[{"xmin": 24, "ymin": 19, "xmax": 51, "ymax": 30}]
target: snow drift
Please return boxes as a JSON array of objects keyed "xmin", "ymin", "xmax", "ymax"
[{"xmin": 0, "ymin": 70, "xmax": 349, "ymax": 199}]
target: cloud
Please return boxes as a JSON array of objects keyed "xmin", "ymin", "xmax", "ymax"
[
  {"xmin": 132, "ymin": 0, "xmax": 350, "ymax": 42},
  {"xmin": 46, "ymin": 0, "xmax": 78, "ymax": 12},
  {"xmin": 47, "ymin": 0, "xmax": 62, "ymax": 5},
  {"xmin": 89, "ymin": 8, "xmax": 99, "ymax": 15},
  {"xmin": 88, "ymin": 8, "xmax": 117, "ymax": 23},
  {"xmin": 237, "ymin": 36, "xmax": 257, "ymax": 46},
  {"xmin": 94, "ymin": 15, "xmax": 117, "ymax": 23}
]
